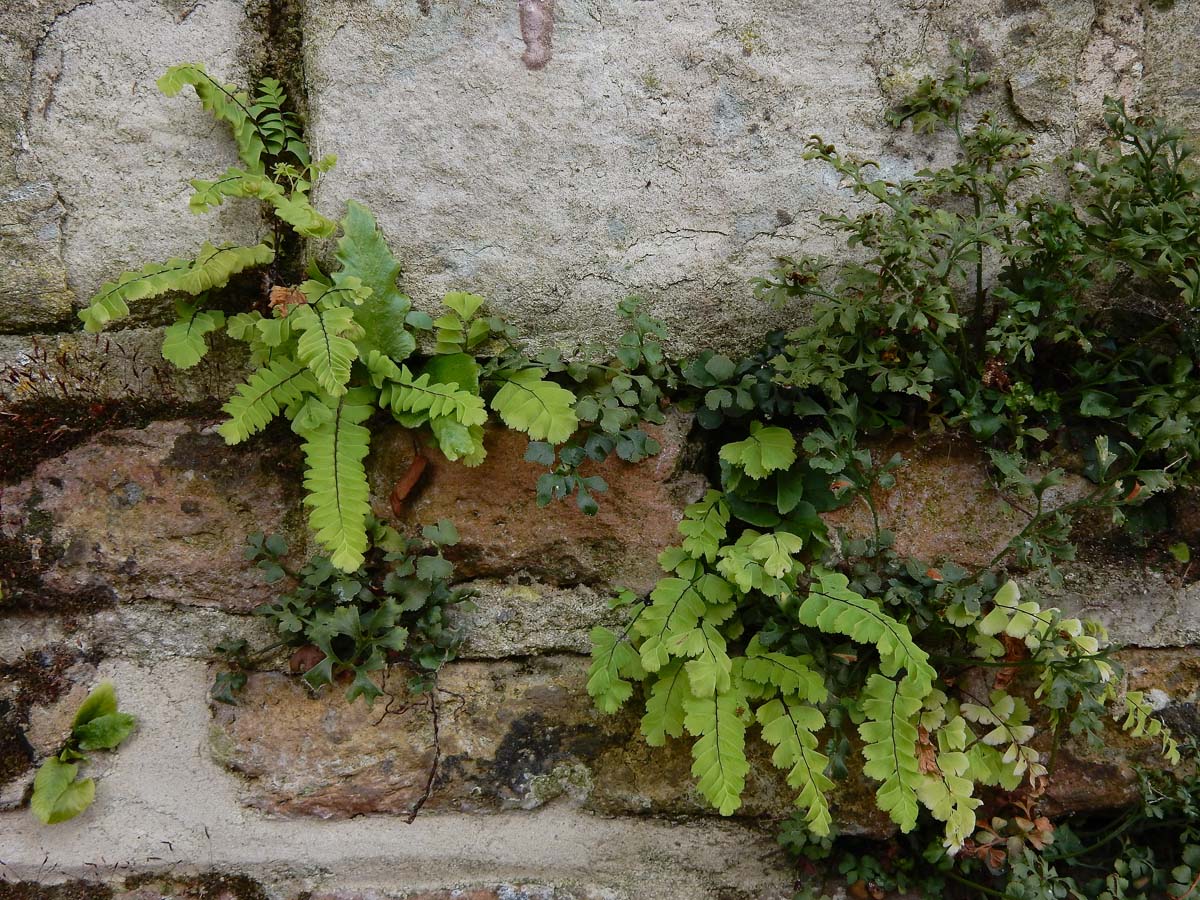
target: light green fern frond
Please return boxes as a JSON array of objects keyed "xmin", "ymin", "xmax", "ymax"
[
  {"xmin": 161, "ymin": 301, "xmax": 224, "ymax": 369},
  {"xmin": 588, "ymin": 621, "xmax": 646, "ymax": 714},
  {"xmin": 718, "ymin": 422, "xmax": 797, "ymax": 479},
  {"xmin": 335, "ymin": 200, "xmax": 416, "ymax": 361},
  {"xmin": 299, "ymin": 387, "xmax": 376, "ymax": 571},
  {"xmin": 158, "ymin": 64, "xmax": 270, "ymax": 173},
  {"xmin": 859, "ymin": 674, "xmax": 924, "ymax": 832},
  {"xmin": 79, "ymin": 243, "xmax": 273, "ymax": 333},
  {"xmin": 678, "ymin": 491, "xmax": 731, "ymax": 562},
  {"xmin": 1120, "ymin": 691, "xmax": 1181, "ymax": 764},
  {"xmin": 799, "ymin": 569, "xmax": 935, "ymax": 696},
  {"xmin": 757, "ymin": 697, "xmax": 834, "ymax": 835},
  {"xmin": 384, "ymin": 364, "xmax": 488, "ymax": 428},
  {"xmin": 642, "ymin": 660, "xmax": 689, "ymax": 746},
  {"xmin": 217, "ymin": 357, "xmax": 319, "ymax": 444},
  {"xmin": 188, "ymin": 167, "xmax": 335, "ymax": 238},
  {"xmin": 490, "ymin": 368, "xmax": 579, "ymax": 444},
  {"xmin": 290, "ymin": 304, "xmax": 363, "ymax": 397},
  {"xmin": 684, "ymin": 684, "xmax": 751, "ymax": 815},
  {"xmin": 635, "ymin": 558, "xmax": 733, "ymax": 672},
  {"xmin": 743, "ymin": 636, "xmax": 827, "ymax": 703}
]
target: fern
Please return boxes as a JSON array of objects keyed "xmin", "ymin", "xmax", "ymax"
[
  {"xmin": 79, "ymin": 243, "xmax": 273, "ymax": 332},
  {"xmin": 718, "ymin": 422, "xmax": 797, "ymax": 479},
  {"xmin": 684, "ymin": 683, "xmax": 751, "ymax": 815},
  {"xmin": 383, "ymin": 364, "xmax": 488, "ymax": 427},
  {"xmin": 757, "ymin": 696, "xmax": 834, "ymax": 835},
  {"xmin": 188, "ymin": 167, "xmax": 335, "ymax": 238},
  {"xmin": 859, "ymin": 674, "xmax": 924, "ymax": 832},
  {"xmin": 915, "ymin": 715, "xmax": 982, "ymax": 852},
  {"xmin": 491, "ymin": 368, "xmax": 580, "ymax": 444},
  {"xmin": 1120, "ymin": 691, "xmax": 1181, "ymax": 764},
  {"xmin": 678, "ymin": 490, "xmax": 730, "ymax": 562},
  {"xmin": 636, "ymin": 558, "xmax": 733, "ymax": 672},
  {"xmin": 642, "ymin": 660, "xmax": 689, "ymax": 746},
  {"xmin": 290, "ymin": 304, "xmax": 363, "ymax": 397},
  {"xmin": 299, "ymin": 387, "xmax": 376, "ymax": 572},
  {"xmin": 335, "ymin": 201, "xmax": 417, "ymax": 361},
  {"xmin": 799, "ymin": 570, "xmax": 936, "ymax": 696},
  {"xmin": 587, "ymin": 619, "xmax": 646, "ymax": 714},
  {"xmin": 158, "ymin": 64, "xmax": 272, "ymax": 173},
  {"xmin": 161, "ymin": 301, "xmax": 225, "ymax": 369},
  {"xmin": 742, "ymin": 637, "xmax": 827, "ymax": 703},
  {"xmin": 217, "ymin": 357, "xmax": 319, "ymax": 444}
]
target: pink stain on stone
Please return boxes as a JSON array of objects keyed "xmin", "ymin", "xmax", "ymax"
[{"xmin": 518, "ymin": 0, "xmax": 554, "ymax": 69}]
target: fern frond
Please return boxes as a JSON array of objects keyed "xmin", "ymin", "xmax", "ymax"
[
  {"xmin": 743, "ymin": 636, "xmax": 827, "ymax": 703},
  {"xmin": 1120, "ymin": 691, "xmax": 1181, "ymax": 764},
  {"xmin": 299, "ymin": 387, "xmax": 375, "ymax": 571},
  {"xmin": 635, "ymin": 558, "xmax": 733, "ymax": 672},
  {"xmin": 672, "ymin": 619, "xmax": 734, "ymax": 698},
  {"xmin": 588, "ymin": 621, "xmax": 646, "ymax": 714},
  {"xmin": 188, "ymin": 167, "xmax": 335, "ymax": 238},
  {"xmin": 678, "ymin": 491, "xmax": 730, "ymax": 562},
  {"xmin": 217, "ymin": 357, "xmax": 318, "ymax": 444},
  {"xmin": 915, "ymin": 715, "xmax": 981, "ymax": 852},
  {"xmin": 684, "ymin": 684, "xmax": 750, "ymax": 815},
  {"xmin": 335, "ymin": 200, "xmax": 416, "ymax": 361},
  {"xmin": 858, "ymin": 674, "xmax": 924, "ymax": 832},
  {"xmin": 799, "ymin": 569, "xmax": 935, "ymax": 696},
  {"xmin": 79, "ymin": 243, "xmax": 273, "ymax": 333},
  {"xmin": 490, "ymin": 368, "xmax": 579, "ymax": 444},
  {"xmin": 757, "ymin": 697, "xmax": 834, "ymax": 835},
  {"xmin": 960, "ymin": 689, "xmax": 1044, "ymax": 782},
  {"xmin": 718, "ymin": 422, "xmax": 797, "ymax": 479},
  {"xmin": 386, "ymin": 364, "xmax": 488, "ymax": 428},
  {"xmin": 158, "ymin": 63, "xmax": 270, "ymax": 173},
  {"xmin": 642, "ymin": 660, "xmax": 689, "ymax": 746},
  {"xmin": 161, "ymin": 301, "xmax": 224, "ymax": 369},
  {"xmin": 290, "ymin": 304, "xmax": 362, "ymax": 397}
]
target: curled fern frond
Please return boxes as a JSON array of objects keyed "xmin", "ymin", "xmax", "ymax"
[{"xmin": 158, "ymin": 64, "xmax": 272, "ymax": 174}]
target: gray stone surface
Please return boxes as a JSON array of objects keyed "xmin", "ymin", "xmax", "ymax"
[
  {"xmin": 0, "ymin": 0, "xmax": 262, "ymax": 332},
  {"xmin": 0, "ymin": 657, "xmax": 796, "ymax": 900},
  {"xmin": 304, "ymin": 0, "xmax": 1123, "ymax": 355}
]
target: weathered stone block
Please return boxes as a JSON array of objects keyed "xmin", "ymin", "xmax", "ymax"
[
  {"xmin": 303, "ymin": 0, "xmax": 1104, "ymax": 356},
  {"xmin": 1, "ymin": 420, "xmax": 302, "ymax": 612},
  {"xmin": 0, "ymin": 0, "xmax": 263, "ymax": 332},
  {"xmin": 369, "ymin": 414, "xmax": 705, "ymax": 594}
]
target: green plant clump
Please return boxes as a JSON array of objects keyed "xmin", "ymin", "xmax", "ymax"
[
  {"xmin": 589, "ymin": 43, "xmax": 1196, "ymax": 866},
  {"xmin": 76, "ymin": 65, "xmax": 671, "ymax": 573},
  {"xmin": 216, "ymin": 518, "xmax": 470, "ymax": 705},
  {"xmin": 31, "ymin": 681, "xmax": 136, "ymax": 824}
]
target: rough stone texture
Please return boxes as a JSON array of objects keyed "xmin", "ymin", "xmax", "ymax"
[
  {"xmin": 0, "ymin": 658, "xmax": 798, "ymax": 900},
  {"xmin": 456, "ymin": 581, "xmax": 618, "ymax": 659},
  {"xmin": 369, "ymin": 414, "xmax": 705, "ymax": 594},
  {"xmin": 304, "ymin": 0, "xmax": 1122, "ymax": 356},
  {"xmin": 1145, "ymin": 0, "xmax": 1200, "ymax": 136},
  {"xmin": 210, "ymin": 653, "xmax": 891, "ymax": 830},
  {"xmin": 0, "ymin": 0, "xmax": 262, "ymax": 332},
  {"xmin": 0, "ymin": 329, "xmax": 251, "ymax": 405},
  {"xmin": 821, "ymin": 435, "xmax": 1090, "ymax": 568},
  {"xmin": 1, "ymin": 420, "xmax": 303, "ymax": 612}
]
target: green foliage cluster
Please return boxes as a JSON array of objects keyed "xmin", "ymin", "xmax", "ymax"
[
  {"xmin": 30, "ymin": 682, "xmax": 136, "ymax": 824},
  {"xmin": 783, "ymin": 763, "xmax": 1200, "ymax": 900},
  {"xmin": 216, "ymin": 518, "xmax": 469, "ymax": 705},
  {"xmin": 76, "ymin": 65, "xmax": 660, "ymax": 574},
  {"xmin": 589, "ymin": 43, "xmax": 1195, "ymax": 868}
]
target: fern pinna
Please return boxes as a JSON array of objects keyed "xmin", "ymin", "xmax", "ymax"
[
  {"xmin": 77, "ymin": 65, "xmax": 584, "ymax": 571},
  {"xmin": 589, "ymin": 422, "xmax": 1174, "ymax": 854}
]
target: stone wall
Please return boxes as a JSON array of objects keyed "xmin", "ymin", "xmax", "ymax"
[{"xmin": 3, "ymin": 1, "xmax": 1200, "ymax": 898}]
